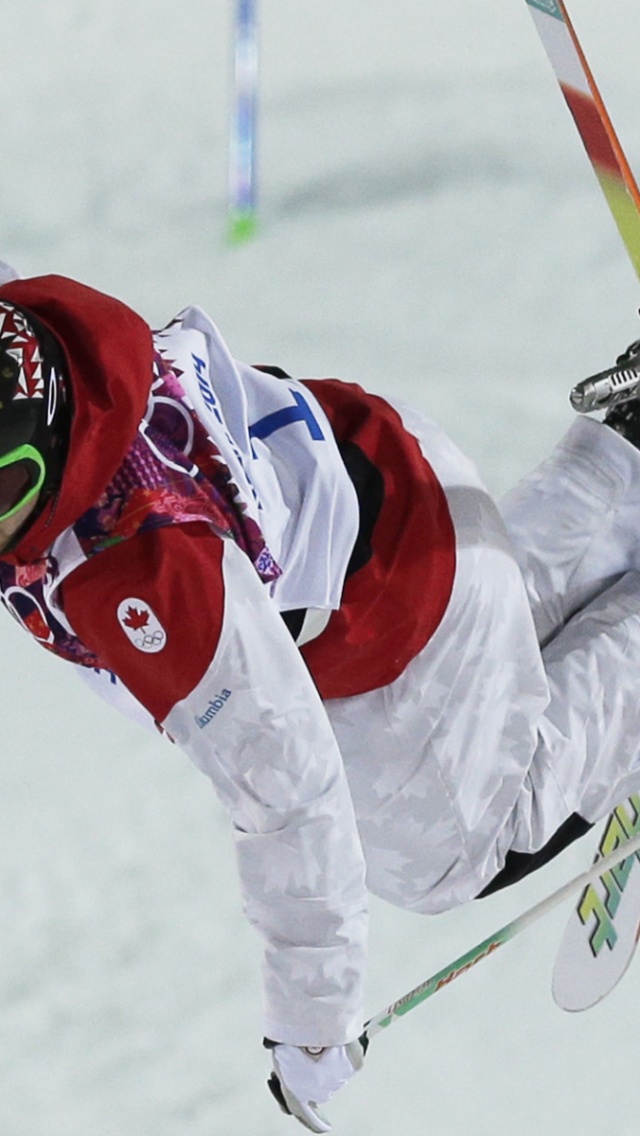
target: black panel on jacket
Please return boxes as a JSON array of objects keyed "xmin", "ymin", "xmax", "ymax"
[{"xmin": 279, "ymin": 443, "xmax": 384, "ymax": 643}]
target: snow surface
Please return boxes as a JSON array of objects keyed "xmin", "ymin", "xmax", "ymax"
[{"xmin": 1, "ymin": 1, "xmax": 640, "ymax": 1133}]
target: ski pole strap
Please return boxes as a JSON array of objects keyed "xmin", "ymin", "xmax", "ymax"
[{"xmin": 361, "ymin": 828, "xmax": 640, "ymax": 1046}]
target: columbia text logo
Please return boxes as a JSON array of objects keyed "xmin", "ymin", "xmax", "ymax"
[{"xmin": 196, "ymin": 689, "xmax": 233, "ymax": 728}]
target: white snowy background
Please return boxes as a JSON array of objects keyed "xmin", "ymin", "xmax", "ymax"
[{"xmin": 0, "ymin": 1, "xmax": 639, "ymax": 1133}]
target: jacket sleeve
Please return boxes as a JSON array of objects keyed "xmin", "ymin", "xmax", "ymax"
[{"xmin": 62, "ymin": 521, "xmax": 369, "ymax": 1047}]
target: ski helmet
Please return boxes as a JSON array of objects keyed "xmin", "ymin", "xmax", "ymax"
[{"xmin": 0, "ymin": 301, "xmax": 70, "ymax": 527}]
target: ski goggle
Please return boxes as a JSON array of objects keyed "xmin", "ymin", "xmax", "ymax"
[{"xmin": 0, "ymin": 444, "xmax": 46, "ymax": 524}]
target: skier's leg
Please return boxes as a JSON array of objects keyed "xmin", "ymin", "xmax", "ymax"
[
  {"xmin": 508, "ymin": 568, "xmax": 640, "ymax": 850},
  {"xmin": 500, "ymin": 417, "xmax": 640, "ymax": 645},
  {"xmin": 329, "ymin": 564, "xmax": 640, "ymax": 911},
  {"xmin": 325, "ymin": 405, "xmax": 550, "ymax": 914},
  {"xmin": 326, "ymin": 408, "xmax": 640, "ymax": 914},
  {"xmin": 480, "ymin": 565, "xmax": 640, "ymax": 894}
]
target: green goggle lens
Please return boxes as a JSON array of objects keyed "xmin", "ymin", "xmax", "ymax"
[{"xmin": 0, "ymin": 444, "xmax": 46, "ymax": 524}]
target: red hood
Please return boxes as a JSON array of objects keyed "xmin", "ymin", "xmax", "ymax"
[{"xmin": 0, "ymin": 275, "xmax": 154, "ymax": 562}]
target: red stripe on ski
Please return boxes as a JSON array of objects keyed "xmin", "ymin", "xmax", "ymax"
[
  {"xmin": 560, "ymin": 83, "xmax": 622, "ymax": 179},
  {"xmin": 558, "ymin": 0, "xmax": 640, "ymax": 212}
]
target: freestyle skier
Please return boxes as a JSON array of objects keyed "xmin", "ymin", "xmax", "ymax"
[{"xmin": 2, "ymin": 259, "xmax": 640, "ymax": 1131}]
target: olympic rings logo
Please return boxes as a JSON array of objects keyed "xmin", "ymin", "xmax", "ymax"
[{"xmin": 136, "ymin": 630, "xmax": 165, "ymax": 650}]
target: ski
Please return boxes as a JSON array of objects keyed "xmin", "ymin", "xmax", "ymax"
[
  {"xmin": 523, "ymin": 0, "xmax": 640, "ymax": 280},
  {"xmin": 552, "ymin": 796, "xmax": 640, "ymax": 1011}
]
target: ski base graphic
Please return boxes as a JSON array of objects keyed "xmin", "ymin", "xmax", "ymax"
[{"xmin": 553, "ymin": 795, "xmax": 640, "ymax": 1011}]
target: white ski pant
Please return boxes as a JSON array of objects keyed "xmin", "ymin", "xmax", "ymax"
[{"xmin": 325, "ymin": 410, "xmax": 640, "ymax": 914}]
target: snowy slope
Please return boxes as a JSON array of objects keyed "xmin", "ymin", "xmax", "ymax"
[{"xmin": 1, "ymin": 1, "xmax": 640, "ymax": 1133}]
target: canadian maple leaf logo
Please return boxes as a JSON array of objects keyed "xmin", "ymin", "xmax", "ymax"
[
  {"xmin": 117, "ymin": 597, "xmax": 166, "ymax": 653},
  {"xmin": 123, "ymin": 605, "xmax": 150, "ymax": 632}
]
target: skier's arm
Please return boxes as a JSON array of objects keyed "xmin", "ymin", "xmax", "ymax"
[{"xmin": 62, "ymin": 522, "xmax": 369, "ymax": 1048}]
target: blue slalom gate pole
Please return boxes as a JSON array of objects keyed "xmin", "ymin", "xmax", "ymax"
[{"xmin": 228, "ymin": 0, "xmax": 258, "ymax": 243}]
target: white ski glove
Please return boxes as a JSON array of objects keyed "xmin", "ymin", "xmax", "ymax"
[{"xmin": 266, "ymin": 1039, "xmax": 366, "ymax": 1133}]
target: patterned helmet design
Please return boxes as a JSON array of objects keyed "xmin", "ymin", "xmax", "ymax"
[{"xmin": 0, "ymin": 301, "xmax": 70, "ymax": 513}]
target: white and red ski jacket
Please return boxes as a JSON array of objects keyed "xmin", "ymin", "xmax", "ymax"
[{"xmin": 0, "ymin": 270, "xmax": 455, "ymax": 1046}]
